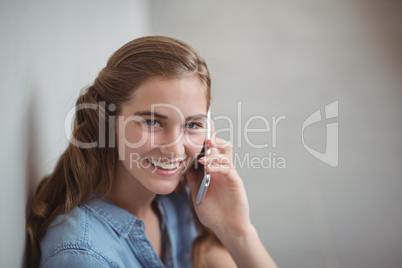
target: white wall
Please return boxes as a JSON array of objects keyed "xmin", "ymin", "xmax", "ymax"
[
  {"xmin": 0, "ymin": 1, "xmax": 150, "ymax": 267},
  {"xmin": 150, "ymin": 1, "xmax": 402, "ymax": 267}
]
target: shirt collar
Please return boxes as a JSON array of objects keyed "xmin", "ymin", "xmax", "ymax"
[
  {"xmin": 83, "ymin": 198, "xmax": 138, "ymax": 238},
  {"xmin": 83, "ymin": 196, "xmax": 167, "ymax": 238}
]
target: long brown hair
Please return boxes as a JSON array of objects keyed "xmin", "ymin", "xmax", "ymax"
[{"xmin": 26, "ymin": 36, "xmax": 216, "ymax": 268}]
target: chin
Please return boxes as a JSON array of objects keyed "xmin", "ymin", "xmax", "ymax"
[
  {"xmin": 148, "ymin": 178, "xmax": 182, "ymax": 195},
  {"xmin": 152, "ymin": 186, "xmax": 179, "ymax": 196}
]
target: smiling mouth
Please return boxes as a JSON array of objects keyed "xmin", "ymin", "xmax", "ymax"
[{"xmin": 145, "ymin": 158, "xmax": 184, "ymax": 170}]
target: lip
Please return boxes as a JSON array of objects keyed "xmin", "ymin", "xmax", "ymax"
[
  {"xmin": 145, "ymin": 159, "xmax": 184, "ymax": 177},
  {"xmin": 146, "ymin": 157, "xmax": 186, "ymax": 165}
]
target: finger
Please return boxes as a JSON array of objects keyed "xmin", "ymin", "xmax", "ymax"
[
  {"xmin": 209, "ymin": 137, "xmax": 232, "ymax": 152},
  {"xmin": 207, "ymin": 147, "xmax": 220, "ymax": 156},
  {"xmin": 210, "ymin": 119, "xmax": 216, "ymax": 138},
  {"xmin": 207, "ymin": 138, "xmax": 232, "ymax": 160},
  {"xmin": 205, "ymin": 164, "xmax": 234, "ymax": 176},
  {"xmin": 199, "ymin": 154, "xmax": 232, "ymax": 167}
]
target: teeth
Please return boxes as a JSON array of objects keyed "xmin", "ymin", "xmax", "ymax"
[{"xmin": 148, "ymin": 159, "xmax": 181, "ymax": 170}]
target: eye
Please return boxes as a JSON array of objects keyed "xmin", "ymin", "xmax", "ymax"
[
  {"xmin": 143, "ymin": 119, "xmax": 161, "ymax": 127},
  {"xmin": 185, "ymin": 122, "xmax": 203, "ymax": 129}
]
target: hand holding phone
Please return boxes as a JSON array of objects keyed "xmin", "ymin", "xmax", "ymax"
[{"xmin": 196, "ymin": 108, "xmax": 211, "ymax": 205}]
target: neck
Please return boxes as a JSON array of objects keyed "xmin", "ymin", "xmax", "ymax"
[{"xmin": 107, "ymin": 161, "xmax": 156, "ymax": 219}]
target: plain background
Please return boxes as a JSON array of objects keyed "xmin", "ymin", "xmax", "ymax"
[{"xmin": 1, "ymin": 1, "xmax": 401, "ymax": 267}]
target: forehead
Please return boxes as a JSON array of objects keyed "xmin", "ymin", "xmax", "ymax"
[{"xmin": 122, "ymin": 76, "xmax": 208, "ymax": 116}]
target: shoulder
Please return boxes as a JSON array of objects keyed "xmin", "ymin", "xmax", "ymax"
[
  {"xmin": 40, "ymin": 247, "xmax": 112, "ymax": 268},
  {"xmin": 40, "ymin": 206, "xmax": 88, "ymax": 259},
  {"xmin": 39, "ymin": 203, "xmax": 119, "ymax": 267}
]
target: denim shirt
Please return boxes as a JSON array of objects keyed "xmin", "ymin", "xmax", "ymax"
[{"xmin": 39, "ymin": 191, "xmax": 198, "ymax": 268}]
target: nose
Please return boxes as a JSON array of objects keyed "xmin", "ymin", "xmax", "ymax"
[{"xmin": 158, "ymin": 127, "xmax": 186, "ymax": 157}]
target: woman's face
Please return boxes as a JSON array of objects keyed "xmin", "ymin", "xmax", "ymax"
[{"xmin": 116, "ymin": 76, "xmax": 208, "ymax": 195}]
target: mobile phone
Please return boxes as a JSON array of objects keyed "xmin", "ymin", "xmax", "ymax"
[{"xmin": 196, "ymin": 108, "xmax": 211, "ymax": 205}]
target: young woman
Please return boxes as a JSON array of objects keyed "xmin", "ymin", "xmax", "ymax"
[{"xmin": 26, "ymin": 36, "xmax": 277, "ymax": 268}]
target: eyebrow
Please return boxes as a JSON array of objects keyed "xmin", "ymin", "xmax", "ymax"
[{"xmin": 134, "ymin": 110, "xmax": 207, "ymax": 121}]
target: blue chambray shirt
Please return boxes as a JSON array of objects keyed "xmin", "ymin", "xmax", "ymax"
[{"xmin": 39, "ymin": 191, "xmax": 198, "ymax": 267}]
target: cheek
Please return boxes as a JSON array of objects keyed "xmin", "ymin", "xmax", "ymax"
[
  {"xmin": 116, "ymin": 123, "xmax": 153, "ymax": 158},
  {"xmin": 123, "ymin": 123, "xmax": 145, "ymax": 144},
  {"xmin": 186, "ymin": 133, "xmax": 205, "ymax": 156},
  {"xmin": 116, "ymin": 121, "xmax": 151, "ymax": 147},
  {"xmin": 119, "ymin": 137, "xmax": 153, "ymax": 171}
]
